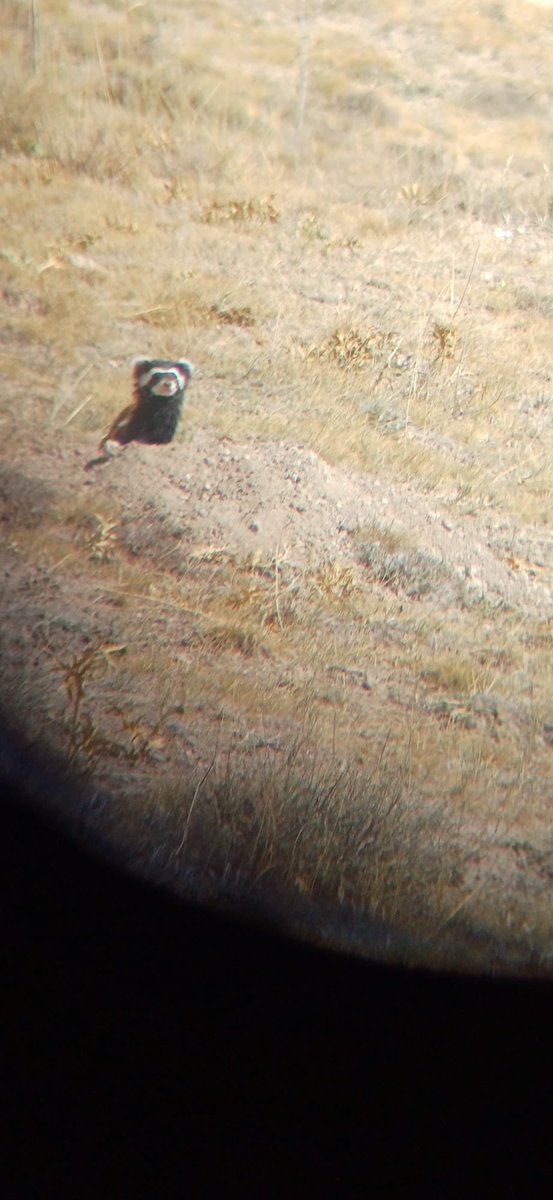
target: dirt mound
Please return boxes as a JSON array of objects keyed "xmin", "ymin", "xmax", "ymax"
[
  {"xmin": 4, "ymin": 425, "xmax": 553, "ymax": 974},
  {"xmin": 81, "ymin": 428, "xmax": 553, "ymax": 617}
]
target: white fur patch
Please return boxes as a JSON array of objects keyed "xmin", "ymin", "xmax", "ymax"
[
  {"xmin": 137, "ymin": 365, "xmax": 191, "ymax": 393},
  {"xmin": 149, "ymin": 375, "xmax": 180, "ymax": 397},
  {"xmin": 100, "ymin": 438, "xmax": 124, "ymax": 457}
]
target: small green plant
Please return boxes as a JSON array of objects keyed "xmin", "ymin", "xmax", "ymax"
[{"xmin": 296, "ymin": 211, "xmax": 329, "ymax": 241}]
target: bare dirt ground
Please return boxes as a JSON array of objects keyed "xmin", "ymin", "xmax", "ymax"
[{"xmin": 3, "ymin": 0, "xmax": 553, "ymax": 973}]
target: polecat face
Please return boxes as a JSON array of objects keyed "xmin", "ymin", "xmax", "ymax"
[{"xmin": 133, "ymin": 359, "xmax": 193, "ymax": 400}]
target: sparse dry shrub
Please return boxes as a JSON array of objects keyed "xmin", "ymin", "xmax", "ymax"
[
  {"xmin": 421, "ymin": 653, "xmax": 492, "ymax": 697},
  {"xmin": 102, "ymin": 62, "xmax": 195, "ymax": 121},
  {"xmin": 52, "ymin": 642, "xmax": 126, "ymax": 769},
  {"xmin": 399, "ymin": 180, "xmax": 450, "ymax": 208},
  {"xmin": 197, "ymin": 195, "xmax": 280, "ymax": 225},
  {"xmin": 169, "ymin": 743, "xmax": 458, "ymax": 943},
  {"xmin": 352, "ymin": 522, "xmax": 410, "ymax": 556},
  {"xmin": 77, "ymin": 512, "xmax": 119, "ymax": 563},
  {"xmin": 188, "ymin": 545, "xmax": 235, "ymax": 566},
  {"xmin": 204, "ymin": 621, "xmax": 260, "ymax": 656},
  {"xmin": 312, "ymin": 561, "xmax": 356, "ymax": 601},
  {"xmin": 208, "ymin": 302, "xmax": 255, "ymax": 328},
  {"xmin": 307, "ymin": 326, "xmax": 397, "ymax": 369},
  {"xmin": 354, "ymin": 534, "xmax": 462, "ymax": 604},
  {"xmin": 430, "ymin": 321, "xmax": 457, "ymax": 360},
  {"xmin": 200, "ymin": 559, "xmax": 300, "ymax": 650},
  {"xmin": 110, "ymin": 703, "xmax": 178, "ymax": 764},
  {"xmin": 129, "ymin": 276, "xmax": 264, "ymax": 333}
]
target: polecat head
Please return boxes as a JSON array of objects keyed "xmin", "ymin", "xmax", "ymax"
[{"xmin": 131, "ymin": 358, "xmax": 194, "ymax": 400}]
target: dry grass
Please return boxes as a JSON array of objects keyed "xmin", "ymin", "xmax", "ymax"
[{"xmin": 4, "ymin": 0, "xmax": 553, "ymax": 971}]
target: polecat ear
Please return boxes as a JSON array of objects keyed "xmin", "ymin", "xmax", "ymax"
[
  {"xmin": 131, "ymin": 358, "xmax": 155, "ymax": 397},
  {"xmin": 175, "ymin": 359, "xmax": 194, "ymax": 380}
]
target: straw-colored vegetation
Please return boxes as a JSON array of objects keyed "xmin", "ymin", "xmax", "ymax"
[{"xmin": 3, "ymin": 0, "xmax": 553, "ymax": 973}]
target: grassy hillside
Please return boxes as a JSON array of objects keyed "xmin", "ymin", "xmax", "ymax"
[{"xmin": 3, "ymin": 0, "xmax": 553, "ymax": 972}]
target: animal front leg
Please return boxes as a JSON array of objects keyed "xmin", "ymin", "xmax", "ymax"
[
  {"xmin": 84, "ymin": 441, "xmax": 130, "ymax": 471},
  {"xmin": 85, "ymin": 402, "xmax": 135, "ymax": 470}
]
